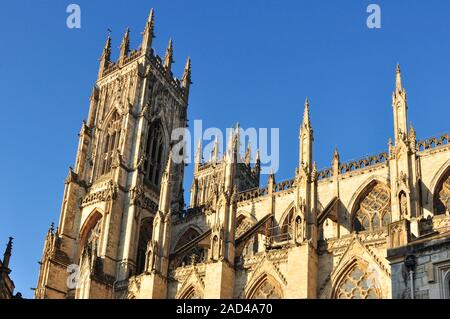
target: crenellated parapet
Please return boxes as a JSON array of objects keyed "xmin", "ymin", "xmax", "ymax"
[{"xmin": 416, "ymin": 131, "xmax": 450, "ymax": 152}]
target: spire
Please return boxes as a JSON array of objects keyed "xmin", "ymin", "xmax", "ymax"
[
  {"xmin": 182, "ymin": 57, "xmax": 192, "ymax": 90},
  {"xmin": 98, "ymin": 35, "xmax": 111, "ymax": 78},
  {"xmin": 2, "ymin": 237, "xmax": 13, "ymax": 269},
  {"xmin": 164, "ymin": 38, "xmax": 174, "ymax": 71},
  {"xmin": 194, "ymin": 139, "xmax": 202, "ymax": 172},
  {"xmin": 159, "ymin": 150, "xmax": 174, "ymax": 214},
  {"xmin": 396, "ymin": 63, "xmax": 402, "ymax": 91},
  {"xmin": 392, "ymin": 64, "xmax": 408, "ymax": 144},
  {"xmin": 302, "ymin": 97, "xmax": 311, "ymax": 130},
  {"xmin": 48, "ymin": 222, "xmax": 55, "ymax": 235},
  {"xmin": 268, "ymin": 169, "xmax": 276, "ymax": 194},
  {"xmin": 119, "ymin": 28, "xmax": 130, "ymax": 64},
  {"xmin": 142, "ymin": 8, "xmax": 155, "ymax": 54},
  {"xmin": 332, "ymin": 148, "xmax": 340, "ymax": 176},
  {"xmin": 409, "ymin": 122, "xmax": 416, "ymax": 137},
  {"xmin": 212, "ymin": 137, "xmax": 219, "ymax": 164},
  {"xmin": 226, "ymin": 126, "xmax": 237, "ymax": 162},
  {"xmin": 101, "ymin": 35, "xmax": 111, "ymax": 61},
  {"xmin": 235, "ymin": 122, "xmax": 241, "ymax": 158},
  {"xmin": 409, "ymin": 122, "xmax": 417, "ymax": 148},
  {"xmin": 253, "ymin": 149, "xmax": 261, "ymax": 183},
  {"xmin": 299, "ymin": 97, "xmax": 313, "ymax": 171},
  {"xmin": 312, "ymin": 162, "xmax": 318, "ymax": 181},
  {"xmin": 333, "ymin": 148, "xmax": 340, "ymax": 162},
  {"xmin": 245, "ymin": 143, "xmax": 251, "ymax": 165}
]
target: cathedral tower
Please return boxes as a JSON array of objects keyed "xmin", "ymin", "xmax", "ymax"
[{"xmin": 35, "ymin": 9, "xmax": 190, "ymax": 299}]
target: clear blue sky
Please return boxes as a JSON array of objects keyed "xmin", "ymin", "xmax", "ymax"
[{"xmin": 1, "ymin": 0, "xmax": 449, "ymax": 298}]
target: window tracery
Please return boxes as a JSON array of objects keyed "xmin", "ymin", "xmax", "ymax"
[
  {"xmin": 435, "ymin": 173, "xmax": 450, "ymax": 215},
  {"xmin": 249, "ymin": 276, "xmax": 283, "ymax": 299},
  {"xmin": 136, "ymin": 218, "xmax": 153, "ymax": 275},
  {"xmin": 144, "ymin": 122, "xmax": 165, "ymax": 187},
  {"xmin": 353, "ymin": 183, "xmax": 391, "ymax": 231},
  {"xmin": 335, "ymin": 263, "xmax": 382, "ymax": 299},
  {"xmin": 235, "ymin": 217, "xmax": 253, "ymax": 238},
  {"xmin": 279, "ymin": 209, "xmax": 294, "ymax": 241},
  {"xmin": 181, "ymin": 286, "xmax": 202, "ymax": 299},
  {"xmin": 99, "ymin": 112, "xmax": 121, "ymax": 176}
]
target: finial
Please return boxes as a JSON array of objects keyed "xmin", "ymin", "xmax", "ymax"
[
  {"xmin": 119, "ymin": 27, "xmax": 130, "ymax": 61},
  {"xmin": 211, "ymin": 137, "xmax": 219, "ymax": 163},
  {"xmin": 226, "ymin": 127, "xmax": 235, "ymax": 161},
  {"xmin": 142, "ymin": 9, "xmax": 155, "ymax": 53},
  {"xmin": 333, "ymin": 148, "xmax": 340, "ymax": 161},
  {"xmin": 182, "ymin": 56, "xmax": 192, "ymax": 89},
  {"xmin": 148, "ymin": 8, "xmax": 155, "ymax": 27},
  {"xmin": 302, "ymin": 97, "xmax": 311, "ymax": 128},
  {"xmin": 395, "ymin": 63, "xmax": 403, "ymax": 90},
  {"xmin": 164, "ymin": 38, "xmax": 174, "ymax": 70},
  {"xmin": 102, "ymin": 34, "xmax": 111, "ymax": 60},
  {"xmin": 5, "ymin": 237, "xmax": 13, "ymax": 254},
  {"xmin": 312, "ymin": 162, "xmax": 318, "ymax": 179},
  {"xmin": 163, "ymin": 149, "xmax": 174, "ymax": 181},
  {"xmin": 195, "ymin": 139, "xmax": 202, "ymax": 162},
  {"xmin": 2, "ymin": 237, "xmax": 13, "ymax": 269},
  {"xmin": 245, "ymin": 143, "xmax": 251, "ymax": 165},
  {"xmin": 409, "ymin": 122, "xmax": 416, "ymax": 140}
]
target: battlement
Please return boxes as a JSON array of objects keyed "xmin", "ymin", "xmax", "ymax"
[
  {"xmin": 236, "ymin": 129, "xmax": 449, "ymax": 205},
  {"xmin": 417, "ymin": 131, "xmax": 449, "ymax": 152}
]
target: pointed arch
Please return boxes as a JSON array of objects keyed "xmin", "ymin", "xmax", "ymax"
[
  {"xmin": 348, "ymin": 176, "xmax": 389, "ymax": 214},
  {"xmin": 144, "ymin": 119, "xmax": 167, "ymax": 188},
  {"xmin": 278, "ymin": 202, "xmax": 295, "ymax": 227},
  {"xmin": 246, "ymin": 273, "xmax": 284, "ymax": 299},
  {"xmin": 98, "ymin": 110, "xmax": 122, "ymax": 177},
  {"xmin": 78, "ymin": 208, "xmax": 104, "ymax": 256},
  {"xmin": 349, "ymin": 179, "xmax": 391, "ymax": 232},
  {"xmin": 178, "ymin": 285, "xmax": 203, "ymax": 299},
  {"xmin": 430, "ymin": 161, "xmax": 450, "ymax": 215},
  {"xmin": 173, "ymin": 226, "xmax": 202, "ymax": 252},
  {"xmin": 135, "ymin": 217, "xmax": 154, "ymax": 275},
  {"xmin": 279, "ymin": 204, "xmax": 295, "ymax": 242},
  {"xmin": 235, "ymin": 213, "xmax": 256, "ymax": 238},
  {"xmin": 332, "ymin": 257, "xmax": 382, "ymax": 299}
]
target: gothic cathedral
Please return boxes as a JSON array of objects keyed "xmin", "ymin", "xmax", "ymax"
[{"xmin": 35, "ymin": 10, "xmax": 450, "ymax": 299}]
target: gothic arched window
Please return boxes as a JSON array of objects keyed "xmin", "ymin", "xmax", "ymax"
[
  {"xmin": 180, "ymin": 286, "xmax": 202, "ymax": 299},
  {"xmin": 334, "ymin": 263, "xmax": 382, "ymax": 299},
  {"xmin": 353, "ymin": 182, "xmax": 391, "ymax": 232},
  {"xmin": 280, "ymin": 209, "xmax": 294, "ymax": 241},
  {"xmin": 144, "ymin": 122, "xmax": 165, "ymax": 188},
  {"xmin": 174, "ymin": 228, "xmax": 200, "ymax": 251},
  {"xmin": 248, "ymin": 275, "xmax": 283, "ymax": 299},
  {"xmin": 242, "ymin": 235, "xmax": 259, "ymax": 258},
  {"xmin": 434, "ymin": 171, "xmax": 450, "ymax": 216},
  {"xmin": 79, "ymin": 210, "xmax": 103, "ymax": 258},
  {"xmin": 100, "ymin": 112, "xmax": 121, "ymax": 176},
  {"xmin": 235, "ymin": 216, "xmax": 254, "ymax": 238},
  {"xmin": 136, "ymin": 217, "xmax": 153, "ymax": 275}
]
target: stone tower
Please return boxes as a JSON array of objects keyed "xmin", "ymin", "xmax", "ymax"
[{"xmin": 35, "ymin": 9, "xmax": 191, "ymax": 299}]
